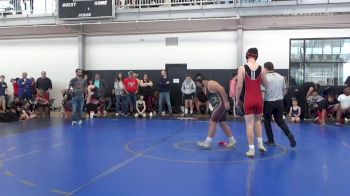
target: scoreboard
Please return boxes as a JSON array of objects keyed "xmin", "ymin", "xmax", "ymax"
[{"xmin": 58, "ymin": 0, "xmax": 114, "ymax": 20}]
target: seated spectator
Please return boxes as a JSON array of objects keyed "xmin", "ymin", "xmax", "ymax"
[
  {"xmin": 316, "ymin": 94, "xmax": 339, "ymax": 126},
  {"xmin": 307, "ymin": 90, "xmax": 323, "ymax": 108},
  {"xmin": 195, "ymin": 89, "xmax": 209, "ymax": 115},
  {"xmin": 20, "ymin": 101, "xmax": 36, "ymax": 120},
  {"xmin": 36, "ymin": 90, "xmax": 50, "ymax": 118},
  {"xmin": 10, "ymin": 97, "xmax": 23, "ymax": 117},
  {"xmin": 134, "ymin": 95, "xmax": 146, "ymax": 118},
  {"xmin": 307, "ymin": 90, "xmax": 323, "ymax": 119},
  {"xmin": 181, "ymin": 74, "xmax": 196, "ymax": 116},
  {"xmin": 0, "ymin": 75, "xmax": 8, "ymax": 112},
  {"xmin": 86, "ymin": 81, "xmax": 100, "ymax": 119},
  {"xmin": 336, "ymin": 86, "xmax": 350, "ymax": 125},
  {"xmin": 289, "ymin": 98, "xmax": 301, "ymax": 122},
  {"xmin": 61, "ymin": 89, "xmax": 72, "ymax": 119}
]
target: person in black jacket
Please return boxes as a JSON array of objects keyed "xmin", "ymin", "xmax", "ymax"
[{"xmin": 158, "ymin": 70, "xmax": 172, "ymax": 116}]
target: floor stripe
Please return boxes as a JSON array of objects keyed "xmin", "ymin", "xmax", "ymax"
[
  {"xmin": 51, "ymin": 189, "xmax": 69, "ymax": 195},
  {"xmin": 342, "ymin": 141, "xmax": 350, "ymax": 148},
  {"xmin": 67, "ymin": 125, "xmax": 189, "ymax": 195},
  {"xmin": 51, "ymin": 143, "xmax": 64, "ymax": 148},
  {"xmin": 245, "ymin": 161, "xmax": 255, "ymax": 196},
  {"xmin": 4, "ymin": 171, "xmax": 14, "ymax": 177},
  {"xmin": 21, "ymin": 180, "xmax": 36, "ymax": 187},
  {"xmin": 3, "ymin": 149, "xmax": 41, "ymax": 162},
  {"xmin": 8, "ymin": 147, "xmax": 16, "ymax": 152}
]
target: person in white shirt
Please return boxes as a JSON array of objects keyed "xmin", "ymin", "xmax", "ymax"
[
  {"xmin": 336, "ymin": 86, "xmax": 350, "ymax": 125},
  {"xmin": 181, "ymin": 74, "xmax": 196, "ymax": 116}
]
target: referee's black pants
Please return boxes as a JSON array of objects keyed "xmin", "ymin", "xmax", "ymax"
[{"xmin": 264, "ymin": 100, "xmax": 293, "ymax": 142}]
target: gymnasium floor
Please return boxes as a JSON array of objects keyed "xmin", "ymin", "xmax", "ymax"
[{"xmin": 0, "ymin": 117, "xmax": 349, "ymax": 196}]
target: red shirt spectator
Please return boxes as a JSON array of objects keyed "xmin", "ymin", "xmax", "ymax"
[
  {"xmin": 12, "ymin": 80, "xmax": 19, "ymax": 97},
  {"xmin": 124, "ymin": 77, "xmax": 139, "ymax": 94}
]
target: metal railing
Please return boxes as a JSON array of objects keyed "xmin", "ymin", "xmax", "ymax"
[
  {"xmin": 0, "ymin": 0, "xmax": 56, "ymax": 16},
  {"xmin": 0, "ymin": 0, "xmax": 349, "ymax": 17}
]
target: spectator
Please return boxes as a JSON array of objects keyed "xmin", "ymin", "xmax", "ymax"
[
  {"xmin": 68, "ymin": 69, "xmax": 87, "ymax": 126},
  {"xmin": 140, "ymin": 74, "xmax": 154, "ymax": 116},
  {"xmin": 10, "ymin": 97, "xmax": 23, "ymax": 117},
  {"xmin": 93, "ymin": 73, "xmax": 108, "ymax": 116},
  {"xmin": 307, "ymin": 90, "xmax": 323, "ymax": 109},
  {"xmin": 86, "ymin": 80, "xmax": 99, "ymax": 119},
  {"xmin": 317, "ymin": 94, "xmax": 339, "ymax": 126},
  {"xmin": 0, "ymin": 75, "xmax": 8, "ymax": 112},
  {"xmin": 229, "ymin": 73, "xmax": 237, "ymax": 116},
  {"xmin": 336, "ymin": 86, "xmax": 350, "ymax": 125},
  {"xmin": 289, "ymin": 99, "xmax": 301, "ymax": 122},
  {"xmin": 114, "ymin": 72, "xmax": 126, "ymax": 116},
  {"xmin": 93, "ymin": 73, "xmax": 108, "ymax": 99},
  {"xmin": 20, "ymin": 101, "xmax": 36, "ymax": 120},
  {"xmin": 11, "ymin": 78, "xmax": 19, "ymax": 97},
  {"xmin": 36, "ymin": 90, "xmax": 50, "ymax": 118},
  {"xmin": 30, "ymin": 77, "xmax": 37, "ymax": 97},
  {"xmin": 18, "ymin": 72, "xmax": 33, "ymax": 101},
  {"xmin": 134, "ymin": 95, "xmax": 146, "ymax": 118},
  {"xmin": 36, "ymin": 71, "xmax": 52, "ymax": 98},
  {"xmin": 158, "ymin": 70, "xmax": 172, "ymax": 116},
  {"xmin": 181, "ymin": 74, "xmax": 196, "ymax": 116},
  {"xmin": 124, "ymin": 71, "xmax": 139, "ymax": 115}
]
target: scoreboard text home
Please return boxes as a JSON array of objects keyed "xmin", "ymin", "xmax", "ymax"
[{"xmin": 58, "ymin": 0, "xmax": 114, "ymax": 19}]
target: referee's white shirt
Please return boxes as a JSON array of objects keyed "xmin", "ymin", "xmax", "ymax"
[{"xmin": 263, "ymin": 72, "xmax": 287, "ymax": 101}]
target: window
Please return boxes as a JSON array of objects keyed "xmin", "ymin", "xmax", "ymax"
[{"xmin": 290, "ymin": 38, "xmax": 350, "ymax": 86}]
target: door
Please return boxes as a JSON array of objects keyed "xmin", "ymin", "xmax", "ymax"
[{"xmin": 165, "ymin": 64, "xmax": 187, "ymax": 113}]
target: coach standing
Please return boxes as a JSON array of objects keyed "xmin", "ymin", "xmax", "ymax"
[{"xmin": 262, "ymin": 62, "xmax": 296, "ymax": 148}]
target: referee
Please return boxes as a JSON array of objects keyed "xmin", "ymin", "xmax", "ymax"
[{"xmin": 263, "ymin": 62, "xmax": 296, "ymax": 148}]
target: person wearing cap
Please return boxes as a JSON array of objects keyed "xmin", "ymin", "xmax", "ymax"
[
  {"xmin": 124, "ymin": 71, "xmax": 139, "ymax": 115},
  {"xmin": 158, "ymin": 70, "xmax": 172, "ymax": 116},
  {"xmin": 181, "ymin": 74, "xmax": 196, "ymax": 116},
  {"xmin": 195, "ymin": 74, "xmax": 236, "ymax": 149},
  {"xmin": 262, "ymin": 62, "xmax": 296, "ymax": 148},
  {"xmin": 235, "ymin": 48, "xmax": 268, "ymax": 158}
]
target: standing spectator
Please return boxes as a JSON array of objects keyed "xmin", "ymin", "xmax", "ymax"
[
  {"xmin": 36, "ymin": 71, "xmax": 52, "ymax": 98},
  {"xmin": 158, "ymin": 70, "xmax": 172, "ymax": 116},
  {"xmin": 229, "ymin": 73, "xmax": 237, "ymax": 116},
  {"xmin": 0, "ymin": 75, "xmax": 8, "ymax": 112},
  {"xmin": 140, "ymin": 74, "xmax": 154, "ymax": 116},
  {"xmin": 68, "ymin": 69, "xmax": 87, "ymax": 126},
  {"xmin": 30, "ymin": 78, "xmax": 37, "ymax": 97},
  {"xmin": 93, "ymin": 73, "xmax": 108, "ymax": 99},
  {"xmin": 18, "ymin": 72, "xmax": 33, "ymax": 101},
  {"xmin": 114, "ymin": 72, "xmax": 126, "ymax": 116},
  {"xmin": 11, "ymin": 78, "xmax": 19, "ymax": 97},
  {"xmin": 181, "ymin": 74, "xmax": 196, "ymax": 116},
  {"xmin": 262, "ymin": 62, "xmax": 296, "ymax": 147},
  {"xmin": 93, "ymin": 73, "xmax": 108, "ymax": 116},
  {"xmin": 336, "ymin": 86, "xmax": 350, "ymax": 125},
  {"xmin": 124, "ymin": 71, "xmax": 139, "ymax": 115}
]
